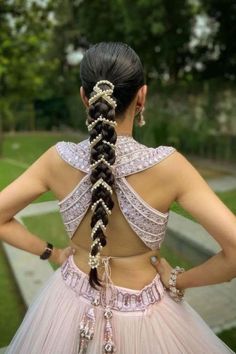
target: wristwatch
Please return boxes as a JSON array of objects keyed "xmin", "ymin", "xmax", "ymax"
[{"xmin": 40, "ymin": 242, "xmax": 54, "ymax": 260}]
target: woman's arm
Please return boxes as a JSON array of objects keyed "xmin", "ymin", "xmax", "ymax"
[
  {"xmin": 0, "ymin": 146, "xmax": 62, "ymax": 264},
  {"xmin": 157, "ymin": 151, "xmax": 236, "ymax": 291}
]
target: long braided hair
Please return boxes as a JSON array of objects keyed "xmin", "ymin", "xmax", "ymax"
[{"xmin": 80, "ymin": 42, "xmax": 145, "ymax": 289}]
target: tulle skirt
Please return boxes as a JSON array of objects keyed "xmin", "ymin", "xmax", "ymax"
[{"xmin": 5, "ymin": 254, "xmax": 235, "ymax": 354}]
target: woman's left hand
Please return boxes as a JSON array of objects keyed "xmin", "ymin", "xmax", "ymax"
[{"xmin": 150, "ymin": 256, "xmax": 173, "ymax": 289}]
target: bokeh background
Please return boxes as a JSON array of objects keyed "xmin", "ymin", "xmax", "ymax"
[{"xmin": 0, "ymin": 0, "xmax": 236, "ymax": 351}]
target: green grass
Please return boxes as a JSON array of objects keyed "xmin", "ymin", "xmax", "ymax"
[
  {"xmin": 218, "ymin": 328, "xmax": 236, "ymax": 351},
  {"xmin": 217, "ymin": 189, "xmax": 236, "ymax": 215},
  {"xmin": 0, "ymin": 242, "xmax": 26, "ymax": 347},
  {"xmin": 0, "ymin": 160, "xmax": 25, "ymax": 189},
  {"xmin": 2, "ymin": 131, "xmax": 86, "ymax": 165}
]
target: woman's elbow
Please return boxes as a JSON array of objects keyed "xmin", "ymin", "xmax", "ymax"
[{"xmin": 223, "ymin": 247, "xmax": 236, "ymax": 280}]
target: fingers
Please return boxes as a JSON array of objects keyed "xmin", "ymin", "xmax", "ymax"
[
  {"xmin": 150, "ymin": 256, "xmax": 167, "ymax": 272},
  {"xmin": 150, "ymin": 256, "xmax": 167, "ymax": 265},
  {"xmin": 69, "ymin": 246, "xmax": 76, "ymax": 255},
  {"xmin": 64, "ymin": 246, "xmax": 76, "ymax": 257},
  {"xmin": 150, "ymin": 256, "xmax": 158, "ymax": 264}
]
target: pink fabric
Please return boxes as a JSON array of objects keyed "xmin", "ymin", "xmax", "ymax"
[{"xmin": 5, "ymin": 255, "xmax": 235, "ymax": 353}]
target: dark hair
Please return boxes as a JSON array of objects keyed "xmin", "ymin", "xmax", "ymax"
[{"xmin": 79, "ymin": 42, "xmax": 145, "ymax": 289}]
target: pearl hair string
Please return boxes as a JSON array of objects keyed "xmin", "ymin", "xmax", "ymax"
[
  {"xmin": 86, "ymin": 115, "xmax": 117, "ymax": 132},
  {"xmin": 88, "ymin": 79, "xmax": 117, "ymax": 270},
  {"xmin": 88, "ymin": 80, "xmax": 117, "ymax": 109}
]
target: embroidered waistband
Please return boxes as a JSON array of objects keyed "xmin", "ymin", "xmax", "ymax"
[{"xmin": 61, "ymin": 254, "xmax": 165, "ymax": 313}]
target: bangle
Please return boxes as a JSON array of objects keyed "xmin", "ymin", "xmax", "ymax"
[
  {"xmin": 168, "ymin": 266, "xmax": 185, "ymax": 302},
  {"xmin": 40, "ymin": 242, "xmax": 53, "ymax": 260}
]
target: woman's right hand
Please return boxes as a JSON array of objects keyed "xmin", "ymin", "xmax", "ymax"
[{"xmin": 50, "ymin": 246, "xmax": 76, "ymax": 266}]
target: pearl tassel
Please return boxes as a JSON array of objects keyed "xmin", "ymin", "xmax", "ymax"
[
  {"xmin": 101, "ymin": 257, "xmax": 117, "ymax": 353},
  {"xmin": 78, "ymin": 307, "xmax": 96, "ymax": 353}
]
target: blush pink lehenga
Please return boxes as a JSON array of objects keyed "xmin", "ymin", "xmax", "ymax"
[{"xmin": 5, "ymin": 136, "xmax": 235, "ymax": 354}]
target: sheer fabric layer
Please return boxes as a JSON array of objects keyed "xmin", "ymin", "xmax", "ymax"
[{"xmin": 5, "ymin": 255, "xmax": 235, "ymax": 354}]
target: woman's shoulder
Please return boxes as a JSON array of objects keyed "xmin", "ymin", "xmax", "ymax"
[{"xmin": 53, "ymin": 139, "xmax": 90, "ymax": 172}]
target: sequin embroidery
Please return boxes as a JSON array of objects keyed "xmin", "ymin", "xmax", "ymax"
[{"xmin": 56, "ymin": 136, "xmax": 176, "ymax": 249}]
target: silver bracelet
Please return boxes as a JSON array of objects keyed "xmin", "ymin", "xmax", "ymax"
[{"xmin": 168, "ymin": 266, "xmax": 185, "ymax": 302}]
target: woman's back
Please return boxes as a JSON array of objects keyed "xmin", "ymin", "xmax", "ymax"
[{"xmin": 48, "ymin": 135, "xmax": 177, "ymax": 289}]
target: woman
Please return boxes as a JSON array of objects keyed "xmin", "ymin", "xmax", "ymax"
[{"xmin": 1, "ymin": 42, "xmax": 236, "ymax": 354}]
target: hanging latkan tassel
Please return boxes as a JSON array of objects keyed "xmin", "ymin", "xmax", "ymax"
[
  {"xmin": 101, "ymin": 257, "xmax": 117, "ymax": 353},
  {"xmin": 78, "ymin": 306, "xmax": 96, "ymax": 354},
  {"xmin": 103, "ymin": 306, "xmax": 116, "ymax": 353}
]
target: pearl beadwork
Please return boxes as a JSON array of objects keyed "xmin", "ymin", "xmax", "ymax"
[
  {"xmin": 91, "ymin": 238, "xmax": 102, "ymax": 250},
  {"xmin": 91, "ymin": 198, "xmax": 112, "ymax": 216},
  {"xmin": 88, "ymin": 253, "xmax": 101, "ymax": 268},
  {"xmin": 86, "ymin": 115, "xmax": 117, "ymax": 131},
  {"xmin": 90, "ymin": 156, "xmax": 112, "ymax": 169},
  {"xmin": 91, "ymin": 178, "xmax": 113, "ymax": 195},
  {"xmin": 103, "ymin": 140, "xmax": 116, "ymax": 149},
  {"xmin": 90, "ymin": 133, "xmax": 103, "ymax": 148},
  {"xmin": 168, "ymin": 266, "xmax": 185, "ymax": 302},
  {"xmin": 88, "ymin": 80, "xmax": 117, "ymax": 109},
  {"xmin": 91, "ymin": 219, "xmax": 106, "ymax": 239}
]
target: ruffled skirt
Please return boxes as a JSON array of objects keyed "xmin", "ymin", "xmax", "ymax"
[{"xmin": 5, "ymin": 254, "xmax": 235, "ymax": 354}]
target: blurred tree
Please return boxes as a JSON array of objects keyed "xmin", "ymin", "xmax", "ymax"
[
  {"xmin": 0, "ymin": 0, "xmax": 57, "ymax": 131},
  {"xmin": 72, "ymin": 0, "xmax": 195, "ymax": 83},
  {"xmin": 202, "ymin": 0, "xmax": 236, "ymax": 81},
  {"xmin": 47, "ymin": 0, "xmax": 89, "ymax": 130},
  {"xmin": 187, "ymin": 0, "xmax": 236, "ymax": 82}
]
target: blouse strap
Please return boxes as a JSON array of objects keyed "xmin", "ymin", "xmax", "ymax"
[{"xmin": 114, "ymin": 145, "xmax": 176, "ymax": 177}]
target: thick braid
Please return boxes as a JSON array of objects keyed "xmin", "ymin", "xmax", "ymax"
[{"xmin": 87, "ymin": 81, "xmax": 118, "ymax": 289}]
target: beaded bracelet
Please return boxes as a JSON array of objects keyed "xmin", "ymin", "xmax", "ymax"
[{"xmin": 168, "ymin": 266, "xmax": 185, "ymax": 302}]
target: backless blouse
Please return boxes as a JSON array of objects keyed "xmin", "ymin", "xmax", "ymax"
[{"xmin": 56, "ymin": 135, "xmax": 176, "ymax": 250}]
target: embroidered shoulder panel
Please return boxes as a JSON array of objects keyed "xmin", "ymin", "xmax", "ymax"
[{"xmin": 55, "ymin": 137, "xmax": 176, "ymax": 177}]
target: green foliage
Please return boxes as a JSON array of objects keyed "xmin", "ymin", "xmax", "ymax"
[
  {"xmin": 0, "ymin": 0, "xmax": 59, "ymax": 131},
  {"xmin": 138, "ymin": 80, "xmax": 236, "ymax": 162},
  {"xmin": 201, "ymin": 0, "xmax": 236, "ymax": 80},
  {"xmin": 73, "ymin": 0, "xmax": 195, "ymax": 82}
]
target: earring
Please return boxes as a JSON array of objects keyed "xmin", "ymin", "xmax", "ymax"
[{"xmin": 136, "ymin": 106, "xmax": 146, "ymax": 127}]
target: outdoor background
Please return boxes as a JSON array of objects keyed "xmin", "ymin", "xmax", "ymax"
[{"xmin": 0, "ymin": 0, "xmax": 236, "ymax": 351}]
